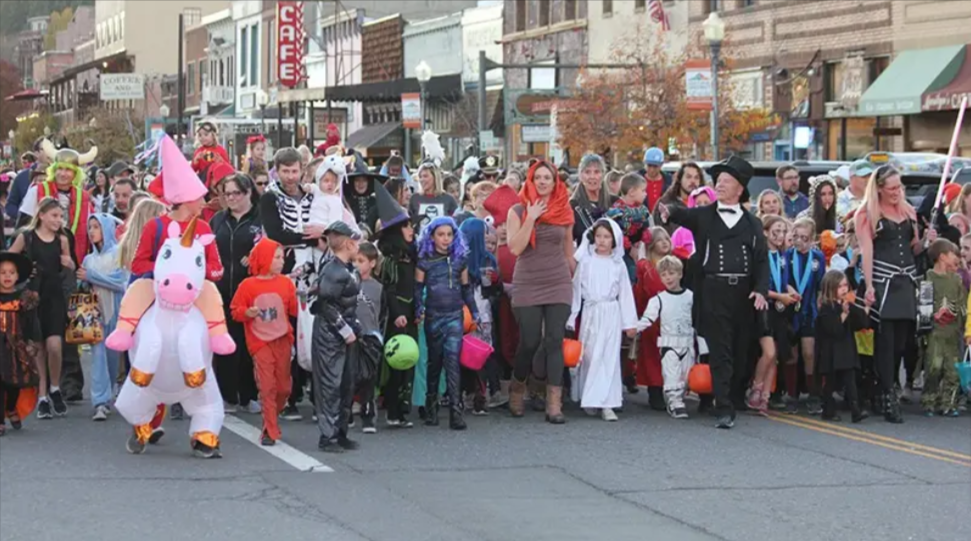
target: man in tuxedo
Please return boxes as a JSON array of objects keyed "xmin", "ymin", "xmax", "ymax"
[{"xmin": 659, "ymin": 156, "xmax": 769, "ymax": 429}]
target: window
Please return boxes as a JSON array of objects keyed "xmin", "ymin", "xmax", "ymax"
[
  {"xmin": 240, "ymin": 26, "xmax": 247, "ymax": 85},
  {"xmin": 603, "ymin": 0, "xmax": 613, "ymax": 15},
  {"xmin": 635, "ymin": 0, "xmax": 646, "ymax": 10},
  {"xmin": 250, "ymin": 23, "xmax": 258, "ymax": 87},
  {"xmin": 227, "ymin": 55, "xmax": 234, "ymax": 89},
  {"xmin": 565, "ymin": 0, "xmax": 577, "ymax": 20},
  {"xmin": 200, "ymin": 60, "xmax": 207, "ymax": 92},
  {"xmin": 740, "ymin": 0, "xmax": 756, "ymax": 7},
  {"xmin": 183, "ymin": 8, "xmax": 201, "ymax": 27},
  {"xmin": 539, "ymin": 0, "xmax": 550, "ymax": 26},
  {"xmin": 706, "ymin": 0, "xmax": 723, "ymax": 14},
  {"xmin": 187, "ymin": 62, "xmax": 195, "ymax": 94},
  {"xmin": 515, "ymin": 0, "xmax": 526, "ymax": 31}
]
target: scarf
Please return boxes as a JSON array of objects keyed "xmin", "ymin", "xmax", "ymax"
[{"xmin": 519, "ymin": 160, "xmax": 574, "ymax": 248}]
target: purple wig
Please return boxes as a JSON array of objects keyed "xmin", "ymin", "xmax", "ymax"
[{"xmin": 417, "ymin": 216, "xmax": 467, "ymax": 264}]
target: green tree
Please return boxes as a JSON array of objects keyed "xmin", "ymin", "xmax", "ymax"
[
  {"xmin": 0, "ymin": 0, "xmax": 92, "ymax": 35},
  {"xmin": 13, "ymin": 112, "xmax": 57, "ymax": 154},
  {"xmin": 44, "ymin": 7, "xmax": 74, "ymax": 51},
  {"xmin": 0, "ymin": 60, "xmax": 26, "ymax": 136}
]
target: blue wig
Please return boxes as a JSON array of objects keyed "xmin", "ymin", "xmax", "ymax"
[
  {"xmin": 417, "ymin": 216, "xmax": 467, "ymax": 264},
  {"xmin": 459, "ymin": 218, "xmax": 497, "ymax": 284}
]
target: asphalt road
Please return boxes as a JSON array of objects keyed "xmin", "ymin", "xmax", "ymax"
[{"xmin": 1, "ymin": 363, "xmax": 969, "ymax": 541}]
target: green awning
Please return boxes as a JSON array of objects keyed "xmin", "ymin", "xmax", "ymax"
[{"xmin": 857, "ymin": 45, "xmax": 966, "ymax": 116}]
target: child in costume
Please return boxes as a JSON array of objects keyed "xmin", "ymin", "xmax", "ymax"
[
  {"xmin": 351, "ymin": 241, "xmax": 383, "ymax": 434},
  {"xmin": 637, "ymin": 256, "xmax": 696, "ymax": 419},
  {"xmin": 920, "ymin": 239, "xmax": 967, "ymax": 416},
  {"xmin": 78, "ymin": 214, "xmax": 129, "ymax": 421},
  {"xmin": 0, "ymin": 252, "xmax": 41, "ymax": 436},
  {"xmin": 815, "ymin": 269, "xmax": 871, "ymax": 423},
  {"xmin": 567, "ymin": 218, "xmax": 637, "ymax": 421},
  {"xmin": 415, "ymin": 216, "xmax": 479, "ymax": 430},
  {"xmin": 306, "ymin": 155, "xmax": 350, "ymax": 230},
  {"xmin": 374, "ymin": 181, "xmax": 418, "ymax": 428},
  {"xmin": 191, "ymin": 120, "xmax": 230, "ymax": 179},
  {"xmin": 606, "ymin": 172, "xmax": 653, "ymax": 281},
  {"xmin": 482, "ymin": 185, "xmax": 520, "ymax": 408},
  {"xmin": 312, "ymin": 221, "xmax": 363, "ymax": 453},
  {"xmin": 633, "ymin": 226, "xmax": 672, "ymax": 409},
  {"xmin": 459, "ymin": 217, "xmax": 501, "ymax": 416},
  {"xmin": 788, "ymin": 217, "xmax": 827, "ymax": 415},
  {"xmin": 109, "ymin": 136, "xmax": 233, "ymax": 356},
  {"xmin": 240, "ymin": 135, "xmax": 267, "ymax": 175},
  {"xmin": 231, "ymin": 238, "xmax": 299, "ymax": 445}
]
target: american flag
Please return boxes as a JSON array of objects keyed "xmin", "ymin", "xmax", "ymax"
[{"xmin": 649, "ymin": 0, "xmax": 671, "ymax": 31}]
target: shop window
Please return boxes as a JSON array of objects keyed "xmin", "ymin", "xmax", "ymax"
[
  {"xmin": 539, "ymin": 0, "xmax": 550, "ymax": 26},
  {"xmin": 603, "ymin": 0, "xmax": 613, "ymax": 16},
  {"xmin": 516, "ymin": 0, "xmax": 526, "ymax": 32}
]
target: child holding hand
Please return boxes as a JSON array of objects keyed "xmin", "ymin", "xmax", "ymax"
[
  {"xmin": 231, "ymin": 238, "xmax": 299, "ymax": 446},
  {"xmin": 921, "ymin": 239, "xmax": 967, "ymax": 417},
  {"xmin": 815, "ymin": 270, "xmax": 870, "ymax": 423}
]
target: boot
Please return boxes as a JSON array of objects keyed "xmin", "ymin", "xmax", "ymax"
[
  {"xmin": 545, "ymin": 385, "xmax": 566, "ymax": 424},
  {"xmin": 424, "ymin": 394, "xmax": 440, "ymax": 426},
  {"xmin": 449, "ymin": 405, "xmax": 467, "ymax": 430},
  {"xmin": 509, "ymin": 378, "xmax": 527, "ymax": 417},
  {"xmin": 529, "ymin": 377, "xmax": 547, "ymax": 412},
  {"xmin": 883, "ymin": 392, "xmax": 903, "ymax": 424},
  {"xmin": 647, "ymin": 386, "xmax": 667, "ymax": 411},
  {"xmin": 851, "ymin": 402, "xmax": 870, "ymax": 423},
  {"xmin": 821, "ymin": 395, "xmax": 842, "ymax": 422}
]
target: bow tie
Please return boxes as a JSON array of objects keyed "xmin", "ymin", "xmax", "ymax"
[{"xmin": 718, "ymin": 207, "xmax": 738, "ymax": 215}]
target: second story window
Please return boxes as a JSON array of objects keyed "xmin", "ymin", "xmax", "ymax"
[
  {"xmin": 565, "ymin": 0, "xmax": 577, "ymax": 20},
  {"xmin": 603, "ymin": 0, "xmax": 613, "ymax": 16},
  {"xmin": 516, "ymin": 0, "xmax": 526, "ymax": 32},
  {"xmin": 240, "ymin": 26, "xmax": 248, "ymax": 85},
  {"xmin": 539, "ymin": 0, "xmax": 551, "ymax": 26},
  {"xmin": 635, "ymin": 0, "xmax": 646, "ymax": 10}
]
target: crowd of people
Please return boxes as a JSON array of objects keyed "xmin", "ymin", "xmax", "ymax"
[{"xmin": 1, "ymin": 120, "xmax": 970, "ymax": 455}]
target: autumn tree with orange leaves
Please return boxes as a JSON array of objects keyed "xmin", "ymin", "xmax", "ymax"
[{"xmin": 557, "ymin": 26, "xmax": 778, "ymax": 164}]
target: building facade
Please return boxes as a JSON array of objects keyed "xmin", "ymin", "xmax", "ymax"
[
  {"xmin": 15, "ymin": 16, "xmax": 49, "ymax": 88},
  {"xmin": 587, "ymin": 0, "xmax": 688, "ymax": 65}
]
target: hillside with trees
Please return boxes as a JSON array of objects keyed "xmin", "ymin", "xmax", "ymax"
[{"xmin": 0, "ymin": 0, "xmax": 92, "ymax": 34}]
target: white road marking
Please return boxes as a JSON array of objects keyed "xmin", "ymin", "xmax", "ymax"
[{"xmin": 222, "ymin": 416, "xmax": 333, "ymax": 473}]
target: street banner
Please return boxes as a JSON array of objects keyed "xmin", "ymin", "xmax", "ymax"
[
  {"xmin": 685, "ymin": 59, "xmax": 712, "ymax": 111},
  {"xmin": 402, "ymin": 93, "xmax": 422, "ymax": 129}
]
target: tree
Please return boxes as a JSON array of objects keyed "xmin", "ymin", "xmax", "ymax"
[
  {"xmin": 63, "ymin": 107, "xmax": 145, "ymax": 166},
  {"xmin": 556, "ymin": 26, "xmax": 777, "ymax": 163},
  {"xmin": 0, "ymin": 0, "xmax": 91, "ymax": 35},
  {"xmin": 44, "ymin": 7, "xmax": 74, "ymax": 51},
  {"xmin": 12, "ymin": 112, "xmax": 57, "ymax": 154},
  {"xmin": 0, "ymin": 60, "xmax": 26, "ymax": 136}
]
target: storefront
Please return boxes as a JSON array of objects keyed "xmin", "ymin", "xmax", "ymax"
[{"xmin": 917, "ymin": 44, "xmax": 971, "ymax": 156}]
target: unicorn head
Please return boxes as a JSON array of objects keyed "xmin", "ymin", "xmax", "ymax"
[{"xmin": 154, "ymin": 218, "xmax": 214, "ymax": 311}]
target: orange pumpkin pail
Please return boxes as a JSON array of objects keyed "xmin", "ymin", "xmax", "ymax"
[
  {"xmin": 562, "ymin": 338, "xmax": 583, "ymax": 368},
  {"xmin": 688, "ymin": 364, "xmax": 713, "ymax": 394}
]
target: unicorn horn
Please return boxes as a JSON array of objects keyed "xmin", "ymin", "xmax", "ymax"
[{"xmin": 181, "ymin": 217, "xmax": 198, "ymax": 247}]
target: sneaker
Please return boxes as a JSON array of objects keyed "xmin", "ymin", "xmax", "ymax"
[
  {"xmin": 281, "ymin": 404, "xmax": 302, "ymax": 421},
  {"xmin": 673, "ymin": 407, "xmax": 689, "ymax": 419},
  {"xmin": 169, "ymin": 403, "xmax": 184, "ymax": 420},
  {"xmin": 806, "ymin": 397, "xmax": 823, "ymax": 416},
  {"xmin": 223, "ymin": 402, "xmax": 238, "ymax": 414},
  {"xmin": 338, "ymin": 436, "xmax": 359, "ymax": 450},
  {"xmin": 260, "ymin": 431, "xmax": 275, "ymax": 446},
  {"xmin": 92, "ymin": 405, "xmax": 109, "ymax": 422},
  {"xmin": 386, "ymin": 415, "xmax": 401, "ymax": 427},
  {"xmin": 148, "ymin": 427, "xmax": 165, "ymax": 444},
  {"xmin": 584, "ymin": 408, "xmax": 599, "ymax": 417},
  {"xmin": 244, "ymin": 401, "xmax": 262, "ymax": 414},
  {"xmin": 944, "ymin": 408, "xmax": 960, "ymax": 418},
  {"xmin": 601, "ymin": 408, "xmax": 618, "ymax": 422},
  {"xmin": 784, "ymin": 396, "xmax": 798, "ymax": 414},
  {"xmin": 394, "ymin": 416, "xmax": 413, "ymax": 428},
  {"xmin": 715, "ymin": 415, "xmax": 735, "ymax": 429},
  {"xmin": 37, "ymin": 398, "xmax": 53, "ymax": 420},
  {"xmin": 362, "ymin": 417, "xmax": 377, "ymax": 434},
  {"xmin": 487, "ymin": 391, "xmax": 509, "ymax": 409},
  {"xmin": 667, "ymin": 403, "xmax": 680, "ymax": 419},
  {"xmin": 923, "ymin": 408, "xmax": 935, "ymax": 417},
  {"xmin": 319, "ymin": 438, "xmax": 344, "ymax": 453},
  {"xmin": 50, "ymin": 390, "xmax": 68, "ymax": 417},
  {"xmin": 472, "ymin": 394, "xmax": 488, "ymax": 416},
  {"xmin": 746, "ymin": 388, "xmax": 763, "ymax": 411}
]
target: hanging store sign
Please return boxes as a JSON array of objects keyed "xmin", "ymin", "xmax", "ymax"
[
  {"xmin": 100, "ymin": 73, "xmax": 145, "ymax": 101},
  {"xmin": 685, "ymin": 59, "xmax": 712, "ymax": 111},
  {"xmin": 402, "ymin": 93, "xmax": 422, "ymax": 129},
  {"xmin": 277, "ymin": 1, "xmax": 305, "ymax": 88},
  {"xmin": 505, "ymin": 88, "xmax": 562, "ymax": 125}
]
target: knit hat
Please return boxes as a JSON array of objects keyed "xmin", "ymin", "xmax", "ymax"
[
  {"xmin": 160, "ymin": 135, "xmax": 207, "ymax": 204},
  {"xmin": 206, "ymin": 161, "xmax": 235, "ymax": 190},
  {"xmin": 248, "ymin": 237, "xmax": 282, "ymax": 276}
]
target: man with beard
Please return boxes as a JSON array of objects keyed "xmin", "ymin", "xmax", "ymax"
[
  {"xmin": 777, "ymin": 164, "xmax": 809, "ymax": 219},
  {"xmin": 110, "ymin": 178, "xmax": 137, "ymax": 238},
  {"xmin": 653, "ymin": 162, "xmax": 705, "ymax": 234}
]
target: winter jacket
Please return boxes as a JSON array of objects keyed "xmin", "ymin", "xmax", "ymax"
[{"xmin": 210, "ymin": 206, "xmax": 263, "ymax": 305}]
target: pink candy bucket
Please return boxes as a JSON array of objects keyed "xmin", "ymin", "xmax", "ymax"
[{"xmin": 460, "ymin": 335, "xmax": 493, "ymax": 370}]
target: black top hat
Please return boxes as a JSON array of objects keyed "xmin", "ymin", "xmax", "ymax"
[
  {"xmin": 324, "ymin": 220, "xmax": 362, "ymax": 240},
  {"xmin": 478, "ymin": 155, "xmax": 500, "ymax": 174},
  {"xmin": 373, "ymin": 180, "xmax": 409, "ymax": 233},
  {"xmin": 708, "ymin": 155, "xmax": 755, "ymax": 201},
  {"xmin": 0, "ymin": 251, "xmax": 33, "ymax": 285}
]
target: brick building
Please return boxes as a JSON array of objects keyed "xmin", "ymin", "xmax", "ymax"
[{"xmin": 688, "ymin": 0, "xmax": 971, "ymax": 160}]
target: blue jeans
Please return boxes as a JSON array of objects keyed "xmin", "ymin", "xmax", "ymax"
[{"xmin": 90, "ymin": 316, "xmax": 119, "ymax": 407}]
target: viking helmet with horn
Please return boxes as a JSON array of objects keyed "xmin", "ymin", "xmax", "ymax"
[{"xmin": 41, "ymin": 138, "xmax": 98, "ymax": 167}]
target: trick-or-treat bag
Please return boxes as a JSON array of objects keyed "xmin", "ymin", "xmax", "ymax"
[{"xmin": 66, "ymin": 290, "xmax": 105, "ymax": 345}]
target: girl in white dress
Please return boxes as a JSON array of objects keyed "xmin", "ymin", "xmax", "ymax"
[{"xmin": 567, "ymin": 218, "xmax": 638, "ymax": 421}]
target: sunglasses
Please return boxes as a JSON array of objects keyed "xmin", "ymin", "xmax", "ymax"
[{"xmin": 255, "ymin": 181, "xmax": 268, "ymax": 187}]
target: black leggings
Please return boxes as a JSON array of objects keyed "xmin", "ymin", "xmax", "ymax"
[
  {"xmin": 874, "ymin": 319, "xmax": 913, "ymax": 393},
  {"xmin": 0, "ymin": 383, "xmax": 22, "ymax": 424},
  {"xmin": 513, "ymin": 304, "xmax": 570, "ymax": 386},
  {"xmin": 824, "ymin": 369, "xmax": 859, "ymax": 406}
]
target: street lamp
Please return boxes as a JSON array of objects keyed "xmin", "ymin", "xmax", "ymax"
[
  {"xmin": 415, "ymin": 60, "xmax": 432, "ymax": 131},
  {"xmin": 256, "ymin": 89, "xmax": 269, "ymax": 135},
  {"xmin": 703, "ymin": 12, "xmax": 725, "ymax": 161}
]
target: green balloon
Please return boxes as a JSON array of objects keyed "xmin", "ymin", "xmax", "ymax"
[{"xmin": 385, "ymin": 334, "xmax": 419, "ymax": 370}]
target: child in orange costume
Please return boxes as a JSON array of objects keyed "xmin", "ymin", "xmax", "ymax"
[
  {"xmin": 230, "ymin": 238, "xmax": 298, "ymax": 446},
  {"xmin": 107, "ymin": 136, "xmax": 234, "ymax": 356}
]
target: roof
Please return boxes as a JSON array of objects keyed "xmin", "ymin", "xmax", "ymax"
[
  {"xmin": 345, "ymin": 122, "xmax": 401, "ymax": 150},
  {"xmin": 921, "ymin": 43, "xmax": 971, "ymax": 112},
  {"xmin": 857, "ymin": 44, "xmax": 965, "ymax": 116}
]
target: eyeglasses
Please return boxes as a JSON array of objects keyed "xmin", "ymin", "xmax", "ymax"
[
  {"xmin": 255, "ymin": 182, "xmax": 267, "ymax": 187},
  {"xmin": 223, "ymin": 190, "xmax": 243, "ymax": 198},
  {"xmin": 781, "ymin": 175, "xmax": 799, "ymax": 182}
]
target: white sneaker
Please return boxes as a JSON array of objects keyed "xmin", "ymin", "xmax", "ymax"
[
  {"xmin": 223, "ymin": 402, "xmax": 238, "ymax": 414},
  {"xmin": 601, "ymin": 408, "xmax": 618, "ymax": 422},
  {"xmin": 584, "ymin": 408, "xmax": 599, "ymax": 417},
  {"xmin": 487, "ymin": 392, "xmax": 509, "ymax": 409},
  {"xmin": 92, "ymin": 405, "xmax": 108, "ymax": 422},
  {"xmin": 245, "ymin": 401, "xmax": 262, "ymax": 414},
  {"xmin": 352, "ymin": 402, "xmax": 361, "ymax": 415}
]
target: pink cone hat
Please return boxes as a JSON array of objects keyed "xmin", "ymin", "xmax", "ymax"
[{"xmin": 161, "ymin": 135, "xmax": 208, "ymax": 204}]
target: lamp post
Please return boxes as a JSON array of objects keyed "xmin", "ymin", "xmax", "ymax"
[
  {"xmin": 703, "ymin": 12, "xmax": 725, "ymax": 161},
  {"xmin": 415, "ymin": 60, "xmax": 432, "ymax": 132},
  {"xmin": 256, "ymin": 89, "xmax": 269, "ymax": 135}
]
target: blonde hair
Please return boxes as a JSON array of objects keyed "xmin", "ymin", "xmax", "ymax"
[
  {"xmin": 648, "ymin": 226, "xmax": 671, "ymax": 256},
  {"xmin": 27, "ymin": 197, "xmax": 64, "ymax": 231},
  {"xmin": 948, "ymin": 183, "xmax": 971, "ymax": 216},
  {"xmin": 756, "ymin": 189, "xmax": 783, "ymax": 218},
  {"xmin": 792, "ymin": 217, "xmax": 816, "ymax": 237},
  {"xmin": 656, "ymin": 254, "xmax": 683, "ymax": 275},
  {"xmin": 860, "ymin": 165, "xmax": 916, "ymax": 235},
  {"xmin": 117, "ymin": 198, "xmax": 167, "ymax": 270},
  {"xmin": 761, "ymin": 214, "xmax": 789, "ymax": 234}
]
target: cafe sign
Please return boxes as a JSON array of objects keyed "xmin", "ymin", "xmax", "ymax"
[
  {"xmin": 922, "ymin": 90, "xmax": 971, "ymax": 111},
  {"xmin": 100, "ymin": 73, "xmax": 145, "ymax": 101}
]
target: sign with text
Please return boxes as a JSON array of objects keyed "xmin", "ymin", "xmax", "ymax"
[
  {"xmin": 100, "ymin": 73, "xmax": 145, "ymax": 101},
  {"xmin": 402, "ymin": 93, "xmax": 422, "ymax": 129},
  {"xmin": 277, "ymin": 1, "xmax": 305, "ymax": 88},
  {"xmin": 685, "ymin": 60, "xmax": 712, "ymax": 111}
]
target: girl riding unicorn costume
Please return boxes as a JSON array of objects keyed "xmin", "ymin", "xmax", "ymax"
[{"xmin": 108, "ymin": 135, "xmax": 234, "ymax": 459}]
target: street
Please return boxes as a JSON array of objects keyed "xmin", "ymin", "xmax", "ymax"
[{"xmin": 1, "ymin": 359, "xmax": 969, "ymax": 541}]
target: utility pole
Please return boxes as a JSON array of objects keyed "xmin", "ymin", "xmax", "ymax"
[{"xmin": 177, "ymin": 13, "xmax": 184, "ymax": 145}]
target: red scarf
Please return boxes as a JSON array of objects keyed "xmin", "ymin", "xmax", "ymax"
[{"xmin": 519, "ymin": 161, "xmax": 574, "ymax": 248}]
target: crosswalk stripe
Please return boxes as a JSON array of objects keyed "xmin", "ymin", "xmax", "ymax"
[{"xmin": 222, "ymin": 416, "xmax": 334, "ymax": 473}]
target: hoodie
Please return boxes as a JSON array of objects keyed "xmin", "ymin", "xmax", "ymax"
[{"xmin": 82, "ymin": 213, "xmax": 129, "ymax": 325}]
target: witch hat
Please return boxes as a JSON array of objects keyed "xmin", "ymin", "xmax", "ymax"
[
  {"xmin": 160, "ymin": 135, "xmax": 208, "ymax": 204},
  {"xmin": 373, "ymin": 180, "xmax": 409, "ymax": 233}
]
